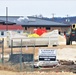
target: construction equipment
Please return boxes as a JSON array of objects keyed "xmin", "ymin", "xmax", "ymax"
[{"xmin": 66, "ymin": 24, "xmax": 76, "ymax": 45}]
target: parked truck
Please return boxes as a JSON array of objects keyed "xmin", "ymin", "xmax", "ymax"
[{"xmin": 66, "ymin": 24, "xmax": 76, "ymax": 45}]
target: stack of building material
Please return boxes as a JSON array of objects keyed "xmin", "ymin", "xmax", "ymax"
[
  {"xmin": 41, "ymin": 30, "xmax": 66, "ymax": 45},
  {"xmin": 41, "ymin": 30, "xmax": 58, "ymax": 37},
  {"xmin": 28, "ymin": 33, "xmax": 40, "ymax": 37},
  {"xmin": 7, "ymin": 30, "xmax": 59, "ymax": 47},
  {"xmin": 58, "ymin": 35, "xmax": 66, "ymax": 45}
]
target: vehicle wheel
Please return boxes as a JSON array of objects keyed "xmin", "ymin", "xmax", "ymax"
[{"xmin": 66, "ymin": 37, "xmax": 70, "ymax": 45}]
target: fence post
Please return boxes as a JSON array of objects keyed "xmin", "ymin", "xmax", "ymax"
[
  {"xmin": 32, "ymin": 39, "xmax": 35, "ymax": 72},
  {"xmin": 20, "ymin": 39, "xmax": 23, "ymax": 71},
  {"xmin": 11, "ymin": 39, "xmax": 13, "ymax": 54},
  {"xmin": 2, "ymin": 38, "xmax": 4, "ymax": 64}
]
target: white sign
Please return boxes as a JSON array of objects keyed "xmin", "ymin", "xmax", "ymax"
[
  {"xmin": 39, "ymin": 49, "xmax": 56, "ymax": 56},
  {"xmin": 39, "ymin": 49, "xmax": 56, "ymax": 61}
]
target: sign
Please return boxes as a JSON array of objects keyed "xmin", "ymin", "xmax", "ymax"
[{"xmin": 39, "ymin": 49, "xmax": 56, "ymax": 61}]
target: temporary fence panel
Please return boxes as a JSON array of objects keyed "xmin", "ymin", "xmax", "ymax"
[{"xmin": 9, "ymin": 54, "xmax": 33, "ymax": 64}]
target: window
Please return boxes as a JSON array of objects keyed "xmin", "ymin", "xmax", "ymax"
[
  {"xmin": 1, "ymin": 31, "xmax": 4, "ymax": 35},
  {"xmin": 46, "ymin": 27, "xmax": 50, "ymax": 30},
  {"xmin": 25, "ymin": 27, "xmax": 27, "ymax": 30},
  {"xmin": 17, "ymin": 31, "xmax": 20, "ymax": 33},
  {"xmin": 39, "ymin": 27, "xmax": 41, "ymax": 29}
]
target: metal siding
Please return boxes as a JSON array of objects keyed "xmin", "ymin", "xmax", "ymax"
[{"xmin": 0, "ymin": 16, "xmax": 71, "ymax": 26}]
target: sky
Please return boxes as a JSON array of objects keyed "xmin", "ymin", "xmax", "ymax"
[{"xmin": 0, "ymin": 0, "xmax": 76, "ymax": 18}]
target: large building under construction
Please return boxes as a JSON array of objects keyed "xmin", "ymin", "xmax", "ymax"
[{"xmin": 0, "ymin": 16, "xmax": 71, "ymax": 34}]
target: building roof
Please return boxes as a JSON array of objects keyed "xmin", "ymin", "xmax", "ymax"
[
  {"xmin": 0, "ymin": 24, "xmax": 23, "ymax": 30},
  {"xmin": 0, "ymin": 16, "xmax": 71, "ymax": 27},
  {"xmin": 22, "ymin": 16, "xmax": 71, "ymax": 26},
  {"xmin": 0, "ymin": 16, "xmax": 18, "ymax": 25}
]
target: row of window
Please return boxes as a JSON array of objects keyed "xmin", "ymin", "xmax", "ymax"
[
  {"xmin": 24, "ymin": 27, "xmax": 63, "ymax": 31},
  {"xmin": 0, "ymin": 31, "xmax": 21, "ymax": 36},
  {"xmin": 25, "ymin": 27, "xmax": 51, "ymax": 30}
]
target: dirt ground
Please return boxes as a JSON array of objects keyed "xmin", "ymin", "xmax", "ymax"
[
  {"xmin": 0, "ymin": 44, "xmax": 76, "ymax": 75},
  {"xmin": 0, "ymin": 71, "xmax": 76, "ymax": 75}
]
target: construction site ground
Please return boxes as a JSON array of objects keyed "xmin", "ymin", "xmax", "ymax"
[{"xmin": 0, "ymin": 43, "xmax": 76, "ymax": 75}]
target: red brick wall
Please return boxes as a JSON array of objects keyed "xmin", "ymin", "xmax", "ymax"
[{"xmin": 24, "ymin": 26, "xmax": 70, "ymax": 33}]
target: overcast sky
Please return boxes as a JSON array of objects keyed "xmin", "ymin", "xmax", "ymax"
[{"xmin": 0, "ymin": 0, "xmax": 76, "ymax": 18}]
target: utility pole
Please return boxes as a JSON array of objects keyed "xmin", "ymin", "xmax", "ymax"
[
  {"xmin": 6, "ymin": 7, "xmax": 8, "ymax": 31},
  {"xmin": 65, "ymin": 14, "xmax": 70, "ymax": 23},
  {"xmin": 52, "ymin": 13, "xmax": 55, "ymax": 21},
  {"xmin": 67, "ymin": 14, "xmax": 69, "ymax": 22}
]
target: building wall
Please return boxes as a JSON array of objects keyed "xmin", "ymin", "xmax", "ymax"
[
  {"xmin": 0, "ymin": 30, "xmax": 23, "ymax": 37},
  {"xmin": 24, "ymin": 26, "xmax": 70, "ymax": 34}
]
